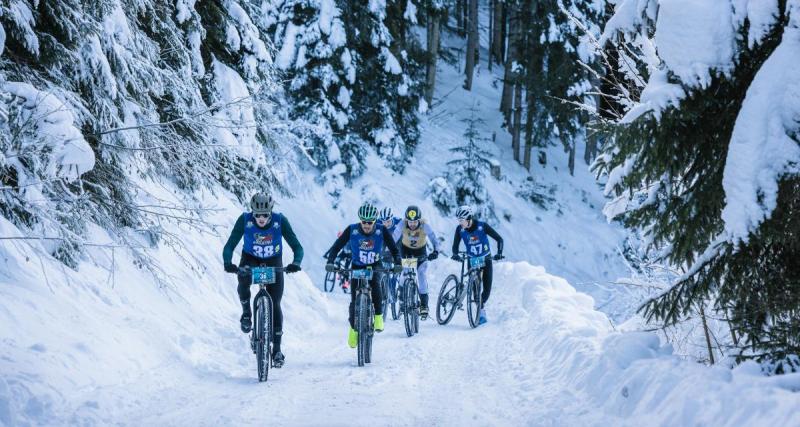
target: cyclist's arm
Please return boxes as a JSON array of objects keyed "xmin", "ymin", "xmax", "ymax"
[
  {"xmin": 281, "ymin": 216, "xmax": 304, "ymax": 265},
  {"xmin": 451, "ymin": 226, "xmax": 463, "ymax": 255},
  {"xmin": 382, "ymin": 227, "xmax": 401, "ymax": 264},
  {"xmin": 222, "ymin": 214, "xmax": 246, "ymax": 265},
  {"xmin": 484, "ymin": 223, "xmax": 504, "ymax": 254},
  {"xmin": 326, "ymin": 227, "xmax": 352, "ymax": 264},
  {"xmin": 422, "ymin": 223, "xmax": 441, "ymax": 252}
]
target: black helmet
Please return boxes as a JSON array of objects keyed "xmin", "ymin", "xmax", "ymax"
[
  {"xmin": 250, "ymin": 192, "xmax": 274, "ymax": 215},
  {"xmin": 358, "ymin": 203, "xmax": 379, "ymax": 222},
  {"xmin": 405, "ymin": 205, "xmax": 421, "ymax": 221}
]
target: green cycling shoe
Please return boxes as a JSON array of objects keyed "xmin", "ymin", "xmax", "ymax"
[
  {"xmin": 348, "ymin": 328, "xmax": 358, "ymax": 348},
  {"xmin": 374, "ymin": 314, "xmax": 384, "ymax": 332}
]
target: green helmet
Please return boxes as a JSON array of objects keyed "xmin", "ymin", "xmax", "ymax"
[
  {"xmin": 358, "ymin": 203, "xmax": 378, "ymax": 222},
  {"xmin": 405, "ymin": 205, "xmax": 421, "ymax": 221},
  {"xmin": 250, "ymin": 192, "xmax": 274, "ymax": 215}
]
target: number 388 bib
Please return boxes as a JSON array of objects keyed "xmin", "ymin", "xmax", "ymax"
[{"xmin": 243, "ymin": 212, "xmax": 283, "ymax": 259}]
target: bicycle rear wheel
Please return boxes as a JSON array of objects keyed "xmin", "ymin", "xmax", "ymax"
[
  {"xmin": 356, "ymin": 293, "xmax": 370, "ymax": 367},
  {"xmin": 324, "ymin": 270, "xmax": 336, "ymax": 292},
  {"xmin": 412, "ymin": 283, "xmax": 419, "ymax": 333},
  {"xmin": 436, "ymin": 274, "xmax": 459, "ymax": 325},
  {"xmin": 254, "ymin": 295, "xmax": 273, "ymax": 381},
  {"xmin": 466, "ymin": 273, "xmax": 482, "ymax": 329},
  {"xmin": 390, "ymin": 273, "xmax": 399, "ymax": 320}
]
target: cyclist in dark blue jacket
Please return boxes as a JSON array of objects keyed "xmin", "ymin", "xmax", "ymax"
[
  {"xmin": 326, "ymin": 203, "xmax": 402, "ymax": 348},
  {"xmin": 222, "ymin": 192, "xmax": 303, "ymax": 366},
  {"xmin": 450, "ymin": 205, "xmax": 504, "ymax": 325}
]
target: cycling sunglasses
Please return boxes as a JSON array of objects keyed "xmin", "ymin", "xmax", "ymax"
[
  {"xmin": 254, "ymin": 213, "xmax": 271, "ymax": 219},
  {"xmin": 360, "ymin": 220, "xmax": 376, "ymax": 225}
]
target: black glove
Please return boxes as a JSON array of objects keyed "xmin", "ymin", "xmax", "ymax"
[
  {"xmin": 427, "ymin": 250, "xmax": 439, "ymax": 261},
  {"xmin": 451, "ymin": 254, "xmax": 462, "ymax": 262},
  {"xmin": 285, "ymin": 263, "xmax": 301, "ymax": 273},
  {"xmin": 224, "ymin": 263, "xmax": 238, "ymax": 273},
  {"xmin": 493, "ymin": 253, "xmax": 505, "ymax": 261},
  {"xmin": 393, "ymin": 264, "xmax": 403, "ymax": 274},
  {"xmin": 325, "ymin": 263, "xmax": 336, "ymax": 272}
]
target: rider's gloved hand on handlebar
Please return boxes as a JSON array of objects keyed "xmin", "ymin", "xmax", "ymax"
[
  {"xmin": 427, "ymin": 250, "xmax": 439, "ymax": 261},
  {"xmin": 450, "ymin": 254, "xmax": 462, "ymax": 262},
  {"xmin": 325, "ymin": 263, "xmax": 336, "ymax": 272},
  {"xmin": 393, "ymin": 263, "xmax": 403, "ymax": 274},
  {"xmin": 285, "ymin": 263, "xmax": 301, "ymax": 273},
  {"xmin": 493, "ymin": 253, "xmax": 505, "ymax": 261},
  {"xmin": 224, "ymin": 263, "xmax": 238, "ymax": 273}
]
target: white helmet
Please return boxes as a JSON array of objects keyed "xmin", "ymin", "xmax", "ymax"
[
  {"xmin": 379, "ymin": 207, "xmax": 393, "ymax": 222},
  {"xmin": 455, "ymin": 205, "xmax": 474, "ymax": 220}
]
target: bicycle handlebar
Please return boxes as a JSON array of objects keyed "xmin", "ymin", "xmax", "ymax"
[{"xmin": 234, "ymin": 266, "xmax": 286, "ymax": 276}]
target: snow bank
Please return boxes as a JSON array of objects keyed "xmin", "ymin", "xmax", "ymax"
[{"xmin": 492, "ymin": 262, "xmax": 800, "ymax": 426}]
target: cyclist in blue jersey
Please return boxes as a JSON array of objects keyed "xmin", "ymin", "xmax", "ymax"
[
  {"xmin": 326, "ymin": 203, "xmax": 402, "ymax": 348},
  {"xmin": 379, "ymin": 207, "xmax": 402, "ymax": 308},
  {"xmin": 450, "ymin": 205, "xmax": 504, "ymax": 325},
  {"xmin": 223, "ymin": 192, "xmax": 303, "ymax": 366}
]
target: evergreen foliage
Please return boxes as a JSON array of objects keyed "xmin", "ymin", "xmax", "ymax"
[
  {"xmin": 429, "ymin": 108, "xmax": 496, "ymax": 222},
  {"xmin": 595, "ymin": 1, "xmax": 800, "ymax": 369},
  {"xmin": 0, "ymin": 0, "xmax": 294, "ymax": 269}
]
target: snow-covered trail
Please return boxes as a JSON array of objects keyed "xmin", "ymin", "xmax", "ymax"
[{"xmin": 83, "ymin": 263, "xmax": 607, "ymax": 426}]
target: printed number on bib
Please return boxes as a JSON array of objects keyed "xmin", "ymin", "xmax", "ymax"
[
  {"xmin": 253, "ymin": 245, "xmax": 275, "ymax": 258},
  {"xmin": 359, "ymin": 251, "xmax": 377, "ymax": 264},
  {"xmin": 469, "ymin": 245, "xmax": 483, "ymax": 256}
]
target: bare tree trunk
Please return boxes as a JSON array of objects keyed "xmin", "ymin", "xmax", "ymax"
[
  {"xmin": 568, "ymin": 139, "xmax": 576, "ymax": 175},
  {"xmin": 488, "ymin": 0, "xmax": 494, "ymax": 71},
  {"xmin": 456, "ymin": 0, "xmax": 464, "ymax": 35},
  {"xmin": 500, "ymin": 3, "xmax": 519, "ymax": 122},
  {"xmin": 700, "ymin": 303, "xmax": 716, "ymax": 365},
  {"xmin": 425, "ymin": 10, "xmax": 441, "ymax": 105},
  {"xmin": 584, "ymin": 134, "xmax": 597, "ymax": 165},
  {"xmin": 512, "ymin": 83, "xmax": 522, "ymax": 163},
  {"xmin": 492, "ymin": 0, "xmax": 505, "ymax": 64},
  {"xmin": 464, "ymin": 0, "xmax": 478, "ymax": 90},
  {"xmin": 524, "ymin": 90, "xmax": 534, "ymax": 170}
]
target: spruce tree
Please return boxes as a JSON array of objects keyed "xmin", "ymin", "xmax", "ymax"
[
  {"xmin": 343, "ymin": 0, "xmax": 424, "ymax": 172},
  {"xmin": 596, "ymin": 1, "xmax": 800, "ymax": 370}
]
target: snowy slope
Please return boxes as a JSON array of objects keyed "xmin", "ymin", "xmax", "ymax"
[{"xmin": 4, "ymin": 227, "xmax": 799, "ymax": 426}]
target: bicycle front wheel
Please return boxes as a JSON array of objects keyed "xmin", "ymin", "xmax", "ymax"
[
  {"xmin": 436, "ymin": 274, "xmax": 459, "ymax": 325},
  {"xmin": 403, "ymin": 278, "xmax": 416, "ymax": 337},
  {"xmin": 356, "ymin": 293, "xmax": 371, "ymax": 367},
  {"xmin": 466, "ymin": 273, "xmax": 482, "ymax": 329},
  {"xmin": 390, "ymin": 274, "xmax": 399, "ymax": 320},
  {"xmin": 379, "ymin": 273, "xmax": 389, "ymax": 322},
  {"xmin": 254, "ymin": 295, "xmax": 273, "ymax": 381}
]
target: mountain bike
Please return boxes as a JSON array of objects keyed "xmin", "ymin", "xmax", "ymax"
[
  {"xmin": 436, "ymin": 252, "xmax": 484, "ymax": 328},
  {"xmin": 381, "ymin": 259, "xmax": 399, "ymax": 320},
  {"xmin": 323, "ymin": 253, "xmax": 351, "ymax": 293},
  {"xmin": 237, "ymin": 265, "xmax": 285, "ymax": 382},
  {"xmin": 398, "ymin": 257, "xmax": 423, "ymax": 337},
  {"xmin": 333, "ymin": 267, "xmax": 388, "ymax": 367}
]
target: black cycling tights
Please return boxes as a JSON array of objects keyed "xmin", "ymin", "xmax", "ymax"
[
  {"xmin": 481, "ymin": 257, "xmax": 493, "ymax": 305},
  {"xmin": 237, "ymin": 254, "xmax": 284, "ymax": 350}
]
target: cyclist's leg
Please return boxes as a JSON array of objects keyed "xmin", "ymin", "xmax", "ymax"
[
  {"xmin": 481, "ymin": 257, "xmax": 493, "ymax": 305},
  {"xmin": 267, "ymin": 262, "xmax": 284, "ymax": 353},
  {"xmin": 371, "ymin": 272, "xmax": 383, "ymax": 316},
  {"xmin": 417, "ymin": 258, "xmax": 429, "ymax": 310},
  {"xmin": 348, "ymin": 285, "xmax": 357, "ymax": 329}
]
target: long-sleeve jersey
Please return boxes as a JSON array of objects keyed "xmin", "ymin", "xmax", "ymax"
[
  {"xmin": 222, "ymin": 213, "xmax": 304, "ymax": 265},
  {"xmin": 326, "ymin": 224, "xmax": 401, "ymax": 265},
  {"xmin": 392, "ymin": 220, "xmax": 442, "ymax": 252},
  {"xmin": 452, "ymin": 221, "xmax": 503, "ymax": 256}
]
